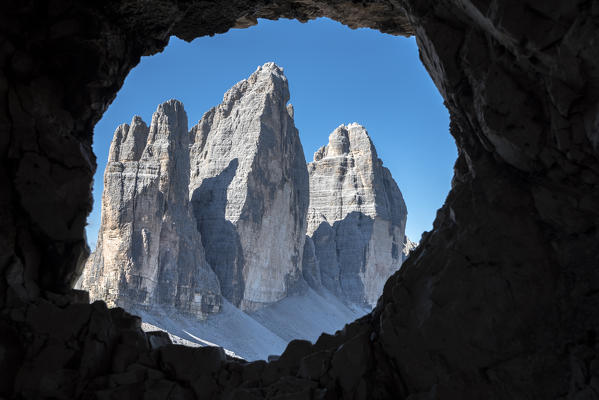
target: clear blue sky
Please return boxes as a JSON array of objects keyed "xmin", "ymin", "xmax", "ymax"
[{"xmin": 87, "ymin": 18, "xmax": 455, "ymax": 249}]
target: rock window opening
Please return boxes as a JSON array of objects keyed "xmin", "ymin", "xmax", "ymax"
[
  {"xmin": 7, "ymin": 1, "xmax": 590, "ymax": 398},
  {"xmin": 80, "ymin": 18, "xmax": 455, "ymax": 361}
]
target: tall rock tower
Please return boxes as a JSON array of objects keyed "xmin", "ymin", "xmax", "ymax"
[
  {"xmin": 81, "ymin": 100, "xmax": 221, "ymax": 318},
  {"xmin": 81, "ymin": 65, "xmax": 409, "ymax": 328},
  {"xmin": 189, "ymin": 63, "xmax": 310, "ymax": 311},
  {"xmin": 304, "ymin": 123, "xmax": 408, "ymax": 307}
]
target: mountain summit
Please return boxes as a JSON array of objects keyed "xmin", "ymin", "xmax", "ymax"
[
  {"xmin": 81, "ymin": 100, "xmax": 221, "ymax": 318},
  {"xmin": 305, "ymin": 123, "xmax": 408, "ymax": 307},
  {"xmin": 81, "ymin": 63, "xmax": 414, "ymax": 359},
  {"xmin": 189, "ymin": 62, "xmax": 309, "ymax": 311}
]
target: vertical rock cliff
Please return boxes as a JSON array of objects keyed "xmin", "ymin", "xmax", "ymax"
[
  {"xmin": 81, "ymin": 100, "xmax": 221, "ymax": 318},
  {"xmin": 79, "ymin": 65, "xmax": 410, "ymax": 357},
  {"xmin": 189, "ymin": 63, "xmax": 310, "ymax": 311},
  {"xmin": 305, "ymin": 123, "xmax": 407, "ymax": 307},
  {"xmin": 402, "ymin": 236, "xmax": 418, "ymax": 262}
]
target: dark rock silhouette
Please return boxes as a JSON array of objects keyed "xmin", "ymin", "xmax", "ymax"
[
  {"xmin": 189, "ymin": 63, "xmax": 310, "ymax": 311},
  {"xmin": 1, "ymin": 1, "xmax": 597, "ymax": 399}
]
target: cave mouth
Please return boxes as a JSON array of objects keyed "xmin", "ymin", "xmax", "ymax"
[
  {"xmin": 5, "ymin": 1, "xmax": 593, "ymax": 397},
  {"xmin": 82, "ymin": 17, "xmax": 454, "ymax": 361}
]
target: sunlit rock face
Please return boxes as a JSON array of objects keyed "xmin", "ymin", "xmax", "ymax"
[
  {"xmin": 189, "ymin": 63, "xmax": 310, "ymax": 311},
  {"xmin": 81, "ymin": 100, "xmax": 222, "ymax": 318},
  {"xmin": 305, "ymin": 123, "xmax": 408, "ymax": 307},
  {"xmin": 3, "ymin": 0, "xmax": 597, "ymax": 398},
  {"xmin": 401, "ymin": 236, "xmax": 418, "ymax": 262}
]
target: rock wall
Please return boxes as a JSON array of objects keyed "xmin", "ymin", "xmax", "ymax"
[
  {"xmin": 81, "ymin": 100, "xmax": 221, "ymax": 318},
  {"xmin": 84, "ymin": 64, "xmax": 405, "ymax": 320},
  {"xmin": 305, "ymin": 123, "xmax": 407, "ymax": 307},
  {"xmin": 1, "ymin": 0, "xmax": 598, "ymax": 399},
  {"xmin": 401, "ymin": 236, "xmax": 417, "ymax": 262},
  {"xmin": 189, "ymin": 62, "xmax": 309, "ymax": 311}
]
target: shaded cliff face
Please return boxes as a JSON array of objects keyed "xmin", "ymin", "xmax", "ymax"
[
  {"xmin": 78, "ymin": 66, "xmax": 409, "ymax": 361},
  {"xmin": 189, "ymin": 63, "xmax": 310, "ymax": 311},
  {"xmin": 402, "ymin": 236, "xmax": 417, "ymax": 262},
  {"xmin": 3, "ymin": 1, "xmax": 599, "ymax": 399},
  {"xmin": 81, "ymin": 100, "xmax": 221, "ymax": 318},
  {"xmin": 305, "ymin": 123, "xmax": 408, "ymax": 307}
]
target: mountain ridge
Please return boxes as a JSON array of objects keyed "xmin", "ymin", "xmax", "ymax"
[{"xmin": 81, "ymin": 62, "xmax": 417, "ymax": 359}]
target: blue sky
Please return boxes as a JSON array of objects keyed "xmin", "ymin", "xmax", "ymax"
[{"xmin": 87, "ymin": 18, "xmax": 455, "ymax": 249}]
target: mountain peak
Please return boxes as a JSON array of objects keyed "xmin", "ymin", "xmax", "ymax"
[
  {"xmin": 155, "ymin": 99, "xmax": 186, "ymax": 118},
  {"xmin": 306, "ymin": 123, "xmax": 407, "ymax": 307},
  {"xmin": 256, "ymin": 61, "xmax": 284, "ymax": 74},
  {"xmin": 313, "ymin": 123, "xmax": 375, "ymax": 161}
]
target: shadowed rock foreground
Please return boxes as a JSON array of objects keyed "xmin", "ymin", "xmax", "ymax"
[{"xmin": 1, "ymin": 0, "xmax": 598, "ymax": 398}]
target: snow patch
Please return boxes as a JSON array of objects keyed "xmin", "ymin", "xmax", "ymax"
[{"xmin": 134, "ymin": 288, "xmax": 369, "ymax": 361}]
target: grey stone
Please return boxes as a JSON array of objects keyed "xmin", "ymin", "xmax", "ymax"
[
  {"xmin": 3, "ymin": 1, "xmax": 599, "ymax": 399},
  {"xmin": 158, "ymin": 345, "xmax": 225, "ymax": 382},
  {"xmin": 81, "ymin": 100, "xmax": 222, "ymax": 318},
  {"xmin": 189, "ymin": 63, "xmax": 310, "ymax": 311},
  {"xmin": 146, "ymin": 331, "xmax": 172, "ymax": 350},
  {"xmin": 306, "ymin": 124, "xmax": 408, "ymax": 307},
  {"xmin": 402, "ymin": 236, "xmax": 418, "ymax": 262},
  {"xmin": 301, "ymin": 236, "xmax": 321, "ymax": 290}
]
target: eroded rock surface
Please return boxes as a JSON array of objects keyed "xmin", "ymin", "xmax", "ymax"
[
  {"xmin": 402, "ymin": 236, "xmax": 417, "ymax": 262},
  {"xmin": 77, "ymin": 65, "xmax": 409, "ymax": 360},
  {"xmin": 189, "ymin": 63, "xmax": 309, "ymax": 311},
  {"xmin": 81, "ymin": 100, "xmax": 221, "ymax": 318},
  {"xmin": 3, "ymin": 0, "xmax": 598, "ymax": 399},
  {"xmin": 305, "ymin": 124, "xmax": 407, "ymax": 307}
]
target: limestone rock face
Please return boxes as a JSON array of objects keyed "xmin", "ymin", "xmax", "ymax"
[
  {"xmin": 4, "ymin": 2, "xmax": 599, "ymax": 399},
  {"xmin": 81, "ymin": 100, "xmax": 221, "ymax": 318},
  {"xmin": 189, "ymin": 63, "xmax": 310, "ymax": 311},
  {"xmin": 306, "ymin": 124, "xmax": 407, "ymax": 307},
  {"xmin": 301, "ymin": 236, "xmax": 321, "ymax": 290}
]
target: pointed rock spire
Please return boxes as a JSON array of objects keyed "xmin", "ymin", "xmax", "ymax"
[
  {"xmin": 82, "ymin": 100, "xmax": 221, "ymax": 317},
  {"xmin": 305, "ymin": 123, "xmax": 408, "ymax": 307},
  {"xmin": 189, "ymin": 62, "xmax": 310, "ymax": 311}
]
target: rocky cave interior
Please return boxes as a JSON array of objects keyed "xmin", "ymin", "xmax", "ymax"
[{"xmin": 2, "ymin": 1, "xmax": 599, "ymax": 399}]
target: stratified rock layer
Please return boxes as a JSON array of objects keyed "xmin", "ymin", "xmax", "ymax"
[
  {"xmin": 402, "ymin": 236, "xmax": 417, "ymax": 262},
  {"xmin": 189, "ymin": 63, "xmax": 310, "ymax": 311},
  {"xmin": 305, "ymin": 123, "xmax": 407, "ymax": 307},
  {"xmin": 4, "ymin": 0, "xmax": 596, "ymax": 397},
  {"xmin": 81, "ymin": 100, "xmax": 221, "ymax": 318}
]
